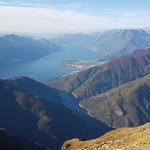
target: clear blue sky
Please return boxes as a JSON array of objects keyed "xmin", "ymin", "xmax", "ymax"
[
  {"xmin": 1, "ymin": 0, "xmax": 150, "ymax": 14},
  {"xmin": 0, "ymin": 0, "xmax": 150, "ymax": 34}
]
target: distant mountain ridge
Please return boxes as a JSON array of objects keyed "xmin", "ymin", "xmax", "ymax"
[
  {"xmin": 0, "ymin": 34, "xmax": 62, "ymax": 71},
  {"xmin": 52, "ymin": 29, "xmax": 150, "ymax": 57}
]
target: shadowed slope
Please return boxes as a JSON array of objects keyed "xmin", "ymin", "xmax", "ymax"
[{"xmin": 0, "ymin": 78, "xmax": 110, "ymax": 150}]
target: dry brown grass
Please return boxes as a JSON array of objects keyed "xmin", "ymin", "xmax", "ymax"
[{"xmin": 62, "ymin": 123, "xmax": 150, "ymax": 150}]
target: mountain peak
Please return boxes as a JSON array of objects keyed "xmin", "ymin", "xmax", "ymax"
[
  {"xmin": 7, "ymin": 76, "xmax": 34, "ymax": 81},
  {"xmin": 2, "ymin": 34, "xmax": 23, "ymax": 41}
]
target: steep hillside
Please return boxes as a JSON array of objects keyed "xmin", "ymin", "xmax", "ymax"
[
  {"xmin": 0, "ymin": 78, "xmax": 110, "ymax": 150},
  {"xmin": 81, "ymin": 74, "xmax": 150, "ymax": 128},
  {"xmin": 62, "ymin": 123, "xmax": 150, "ymax": 150},
  {"xmin": 48, "ymin": 48, "xmax": 150, "ymax": 100}
]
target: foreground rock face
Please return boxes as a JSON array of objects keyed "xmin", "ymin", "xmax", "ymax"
[{"xmin": 62, "ymin": 123, "xmax": 150, "ymax": 150}]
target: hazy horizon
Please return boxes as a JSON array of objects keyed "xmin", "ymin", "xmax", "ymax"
[
  {"xmin": 0, "ymin": 0, "xmax": 150, "ymax": 35},
  {"xmin": 1, "ymin": 28, "xmax": 149, "ymax": 38}
]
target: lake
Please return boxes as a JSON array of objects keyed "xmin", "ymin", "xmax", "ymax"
[{"xmin": 0, "ymin": 48, "xmax": 103, "ymax": 81}]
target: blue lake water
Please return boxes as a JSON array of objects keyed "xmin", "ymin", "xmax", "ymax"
[{"xmin": 0, "ymin": 48, "xmax": 102, "ymax": 81}]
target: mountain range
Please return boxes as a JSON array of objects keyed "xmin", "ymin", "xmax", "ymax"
[
  {"xmin": 1, "ymin": 29, "xmax": 150, "ymax": 149},
  {"xmin": 48, "ymin": 48, "xmax": 150, "ymax": 129},
  {"xmin": 49, "ymin": 48, "xmax": 150, "ymax": 100},
  {"xmin": 0, "ymin": 34, "xmax": 62, "ymax": 71},
  {"xmin": 52, "ymin": 29, "xmax": 150, "ymax": 57}
]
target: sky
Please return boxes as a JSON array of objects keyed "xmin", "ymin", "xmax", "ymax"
[{"xmin": 0, "ymin": 0, "xmax": 150, "ymax": 35}]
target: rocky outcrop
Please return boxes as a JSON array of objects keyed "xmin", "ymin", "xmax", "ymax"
[{"xmin": 62, "ymin": 123, "xmax": 150, "ymax": 150}]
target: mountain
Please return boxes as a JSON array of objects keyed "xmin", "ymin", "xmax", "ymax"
[
  {"xmin": 0, "ymin": 128, "xmax": 47, "ymax": 150},
  {"xmin": 62, "ymin": 123, "xmax": 150, "ymax": 150},
  {"xmin": 48, "ymin": 48, "xmax": 150, "ymax": 100},
  {"xmin": 0, "ymin": 34, "xmax": 62, "ymax": 71},
  {"xmin": 0, "ymin": 77, "xmax": 110, "ymax": 150},
  {"xmin": 52, "ymin": 29, "xmax": 150, "ymax": 57},
  {"xmin": 81, "ymin": 73, "xmax": 150, "ymax": 128},
  {"xmin": 4, "ymin": 76, "xmax": 61, "ymax": 104}
]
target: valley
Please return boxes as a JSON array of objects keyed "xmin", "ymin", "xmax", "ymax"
[
  {"xmin": 1, "ymin": 29, "xmax": 150, "ymax": 81},
  {"xmin": 1, "ymin": 1, "xmax": 150, "ymax": 149},
  {"xmin": 1, "ymin": 29, "xmax": 150, "ymax": 150},
  {"xmin": 48, "ymin": 47, "xmax": 150, "ymax": 129},
  {"xmin": 0, "ymin": 76, "xmax": 111, "ymax": 150}
]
